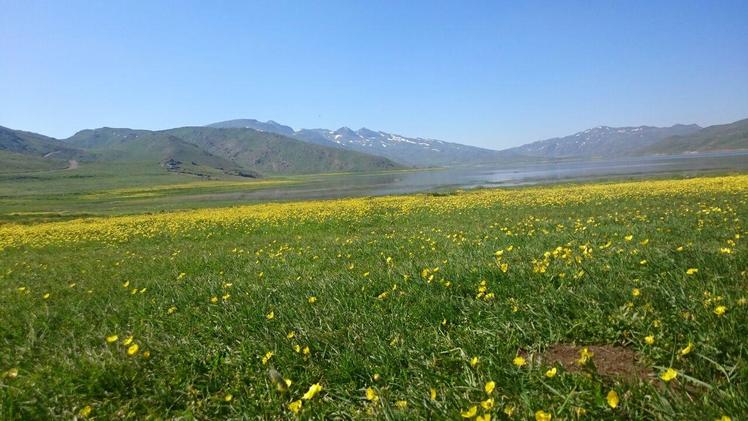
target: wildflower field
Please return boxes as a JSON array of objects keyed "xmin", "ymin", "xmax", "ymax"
[{"xmin": 1, "ymin": 175, "xmax": 746, "ymax": 420}]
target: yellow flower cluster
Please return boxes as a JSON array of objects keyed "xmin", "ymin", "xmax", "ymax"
[{"xmin": 2, "ymin": 175, "xmax": 745, "ymax": 251}]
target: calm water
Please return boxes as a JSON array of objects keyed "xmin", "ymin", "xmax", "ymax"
[{"xmin": 201, "ymin": 151, "xmax": 748, "ymax": 202}]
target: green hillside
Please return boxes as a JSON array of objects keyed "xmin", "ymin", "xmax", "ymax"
[
  {"xmin": 0, "ymin": 126, "xmax": 85, "ymax": 161},
  {"xmin": 0, "ymin": 150, "xmax": 70, "ymax": 174},
  {"xmin": 165, "ymin": 127, "xmax": 401, "ymax": 175},
  {"xmin": 2, "ymin": 125, "xmax": 401, "ymax": 178},
  {"xmin": 65, "ymin": 128, "xmax": 151, "ymax": 150},
  {"xmin": 67, "ymin": 128, "xmax": 249, "ymax": 177},
  {"xmin": 641, "ymin": 118, "xmax": 748, "ymax": 154}
]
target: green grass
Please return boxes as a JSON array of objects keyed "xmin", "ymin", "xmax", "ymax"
[
  {"xmin": 0, "ymin": 161, "xmax": 297, "ymax": 222},
  {"xmin": 0, "ymin": 150, "xmax": 69, "ymax": 174},
  {"xmin": 0, "ymin": 175, "xmax": 747, "ymax": 420},
  {"xmin": 0, "ymin": 162, "xmax": 426, "ymax": 223}
]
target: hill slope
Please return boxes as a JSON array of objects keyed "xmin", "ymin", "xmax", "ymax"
[
  {"xmin": 0, "ymin": 125, "xmax": 86, "ymax": 161},
  {"xmin": 67, "ymin": 128, "xmax": 250, "ymax": 177},
  {"xmin": 639, "ymin": 118, "xmax": 748, "ymax": 155},
  {"xmin": 209, "ymin": 119, "xmax": 504, "ymax": 166},
  {"xmin": 64, "ymin": 126, "xmax": 400, "ymax": 176},
  {"xmin": 502, "ymin": 124, "xmax": 702, "ymax": 158},
  {"xmin": 165, "ymin": 127, "xmax": 401, "ymax": 174}
]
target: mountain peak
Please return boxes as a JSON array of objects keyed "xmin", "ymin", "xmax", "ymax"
[
  {"xmin": 208, "ymin": 119, "xmax": 295, "ymax": 136},
  {"xmin": 206, "ymin": 119, "xmax": 502, "ymax": 166},
  {"xmin": 357, "ymin": 128, "xmax": 380, "ymax": 138}
]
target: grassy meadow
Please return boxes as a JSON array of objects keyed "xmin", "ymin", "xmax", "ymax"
[{"xmin": 0, "ymin": 174, "xmax": 747, "ymax": 420}]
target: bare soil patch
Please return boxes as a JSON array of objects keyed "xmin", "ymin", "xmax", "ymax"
[{"xmin": 539, "ymin": 344, "xmax": 650, "ymax": 381}]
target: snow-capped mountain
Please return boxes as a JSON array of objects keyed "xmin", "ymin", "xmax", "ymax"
[
  {"xmin": 504, "ymin": 124, "xmax": 702, "ymax": 158},
  {"xmin": 208, "ymin": 120, "xmax": 504, "ymax": 166}
]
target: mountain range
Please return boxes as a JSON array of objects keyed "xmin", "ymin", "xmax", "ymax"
[
  {"xmin": 208, "ymin": 119, "xmax": 505, "ymax": 166},
  {"xmin": 503, "ymin": 124, "xmax": 703, "ymax": 158},
  {"xmin": 1, "ymin": 117, "xmax": 746, "ymax": 177}
]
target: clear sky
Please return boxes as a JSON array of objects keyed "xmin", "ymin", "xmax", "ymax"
[{"xmin": 1, "ymin": 1, "xmax": 747, "ymax": 149}]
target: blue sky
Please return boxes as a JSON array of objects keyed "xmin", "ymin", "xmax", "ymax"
[{"xmin": 1, "ymin": 1, "xmax": 747, "ymax": 149}]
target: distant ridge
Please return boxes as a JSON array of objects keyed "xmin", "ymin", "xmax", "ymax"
[
  {"xmin": 638, "ymin": 118, "xmax": 748, "ymax": 155},
  {"xmin": 3, "ymin": 116, "xmax": 747, "ymax": 176},
  {"xmin": 0, "ymin": 125, "xmax": 401, "ymax": 177},
  {"xmin": 64, "ymin": 126, "xmax": 401, "ymax": 176},
  {"xmin": 501, "ymin": 124, "xmax": 702, "ymax": 159},
  {"xmin": 208, "ymin": 120, "xmax": 505, "ymax": 166}
]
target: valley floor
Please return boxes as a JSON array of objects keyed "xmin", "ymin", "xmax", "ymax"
[{"xmin": 1, "ymin": 175, "xmax": 747, "ymax": 419}]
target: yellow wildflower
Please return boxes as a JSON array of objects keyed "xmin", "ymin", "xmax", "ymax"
[
  {"xmin": 224, "ymin": 394, "xmax": 233, "ymax": 402},
  {"xmin": 484, "ymin": 380, "xmax": 495, "ymax": 394},
  {"xmin": 470, "ymin": 356, "xmax": 480, "ymax": 367},
  {"xmin": 307, "ymin": 296, "xmax": 317, "ymax": 303},
  {"xmin": 395, "ymin": 400, "xmax": 408, "ymax": 410},
  {"xmin": 660, "ymin": 367, "xmax": 678, "ymax": 382},
  {"xmin": 122, "ymin": 336, "xmax": 133, "ymax": 346},
  {"xmin": 481, "ymin": 397, "xmax": 495, "ymax": 410},
  {"xmin": 632, "ymin": 288, "xmax": 640, "ymax": 297},
  {"xmin": 106, "ymin": 335, "xmax": 119, "ymax": 343},
  {"xmin": 714, "ymin": 305, "xmax": 727, "ymax": 316},
  {"xmin": 288, "ymin": 399, "xmax": 302, "ymax": 414},
  {"xmin": 679, "ymin": 342, "xmax": 694, "ymax": 356},
  {"xmin": 535, "ymin": 409, "xmax": 552, "ymax": 421},
  {"xmin": 644, "ymin": 335, "xmax": 655, "ymax": 345},
  {"xmin": 607, "ymin": 390, "xmax": 619, "ymax": 408},
  {"xmin": 262, "ymin": 351, "xmax": 274, "ymax": 365},
  {"xmin": 266, "ymin": 311, "xmax": 275, "ymax": 320},
  {"xmin": 576, "ymin": 347, "xmax": 593, "ymax": 366},
  {"xmin": 365, "ymin": 387, "xmax": 379, "ymax": 402},
  {"xmin": 127, "ymin": 343, "xmax": 139, "ymax": 356},
  {"xmin": 686, "ymin": 268, "xmax": 698, "ymax": 275},
  {"xmin": 79, "ymin": 405, "xmax": 93, "ymax": 418},
  {"xmin": 302, "ymin": 383, "xmax": 323, "ymax": 400},
  {"xmin": 545, "ymin": 367, "xmax": 557, "ymax": 378},
  {"xmin": 461, "ymin": 405, "xmax": 477, "ymax": 418},
  {"xmin": 476, "ymin": 414, "xmax": 491, "ymax": 421},
  {"xmin": 513, "ymin": 356, "xmax": 526, "ymax": 367}
]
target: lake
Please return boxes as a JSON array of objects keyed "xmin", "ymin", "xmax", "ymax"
[{"xmin": 208, "ymin": 151, "xmax": 748, "ymax": 202}]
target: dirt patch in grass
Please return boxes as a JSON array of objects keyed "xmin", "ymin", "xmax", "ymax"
[{"xmin": 539, "ymin": 344, "xmax": 650, "ymax": 381}]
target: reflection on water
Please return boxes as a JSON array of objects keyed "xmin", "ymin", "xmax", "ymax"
[{"xmin": 197, "ymin": 151, "xmax": 748, "ymax": 203}]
